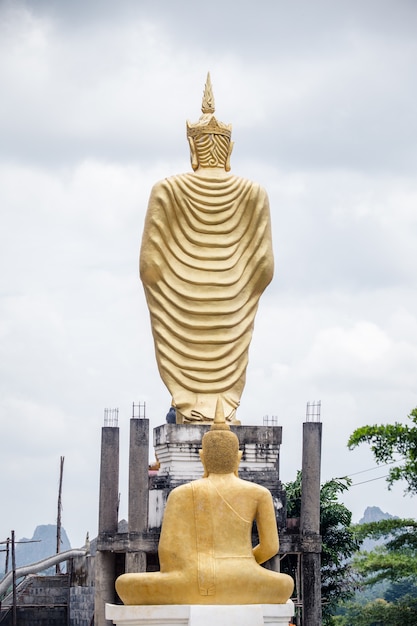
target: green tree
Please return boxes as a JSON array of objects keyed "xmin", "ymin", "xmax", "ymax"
[
  {"xmin": 334, "ymin": 518, "xmax": 417, "ymax": 625},
  {"xmin": 353, "ymin": 518, "xmax": 417, "ymax": 586},
  {"xmin": 347, "ymin": 407, "xmax": 417, "ymax": 494},
  {"xmin": 342, "ymin": 409, "xmax": 417, "ymax": 623},
  {"xmin": 284, "ymin": 472, "xmax": 362, "ymax": 624},
  {"xmin": 335, "ymin": 596, "xmax": 417, "ymax": 625}
]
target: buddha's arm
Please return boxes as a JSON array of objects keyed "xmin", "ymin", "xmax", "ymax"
[
  {"xmin": 252, "ymin": 489, "xmax": 279, "ymax": 564},
  {"xmin": 158, "ymin": 485, "xmax": 197, "ymax": 573},
  {"xmin": 139, "ymin": 181, "xmax": 166, "ymax": 286}
]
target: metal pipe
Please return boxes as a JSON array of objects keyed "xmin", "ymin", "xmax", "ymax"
[{"xmin": 0, "ymin": 548, "xmax": 87, "ymax": 598}]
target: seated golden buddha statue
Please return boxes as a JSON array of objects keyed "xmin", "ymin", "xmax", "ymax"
[
  {"xmin": 115, "ymin": 410, "xmax": 294, "ymax": 605},
  {"xmin": 139, "ymin": 74, "xmax": 274, "ymax": 424}
]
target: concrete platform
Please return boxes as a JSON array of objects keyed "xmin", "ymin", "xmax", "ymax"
[
  {"xmin": 149, "ymin": 424, "xmax": 286, "ymax": 530},
  {"xmin": 105, "ymin": 602, "xmax": 294, "ymax": 626}
]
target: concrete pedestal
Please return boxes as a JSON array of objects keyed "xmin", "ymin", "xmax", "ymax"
[
  {"xmin": 153, "ymin": 424, "xmax": 282, "ymax": 483},
  {"xmin": 105, "ymin": 602, "xmax": 294, "ymax": 626},
  {"xmin": 149, "ymin": 424, "xmax": 285, "ymax": 531}
]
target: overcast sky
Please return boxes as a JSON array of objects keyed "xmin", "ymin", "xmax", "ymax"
[{"xmin": 1, "ymin": 0, "xmax": 417, "ymax": 549}]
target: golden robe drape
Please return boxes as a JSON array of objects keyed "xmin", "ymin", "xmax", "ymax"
[{"xmin": 140, "ymin": 172, "xmax": 274, "ymax": 422}]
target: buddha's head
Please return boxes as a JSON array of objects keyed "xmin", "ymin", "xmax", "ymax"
[
  {"xmin": 199, "ymin": 398, "xmax": 242, "ymax": 475},
  {"xmin": 186, "ymin": 73, "xmax": 234, "ymax": 172},
  {"xmin": 200, "ymin": 428, "xmax": 242, "ymax": 476}
]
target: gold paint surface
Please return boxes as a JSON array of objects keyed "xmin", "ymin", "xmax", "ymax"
[
  {"xmin": 140, "ymin": 171, "xmax": 273, "ymax": 422},
  {"xmin": 116, "ymin": 430, "xmax": 293, "ymax": 605},
  {"xmin": 139, "ymin": 76, "xmax": 274, "ymax": 423}
]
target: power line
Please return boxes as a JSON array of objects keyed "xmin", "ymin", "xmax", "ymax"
[
  {"xmin": 336, "ymin": 459, "xmax": 401, "ymax": 480},
  {"xmin": 351, "ymin": 474, "xmax": 389, "ymax": 487}
]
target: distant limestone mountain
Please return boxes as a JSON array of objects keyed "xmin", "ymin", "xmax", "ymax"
[
  {"xmin": 359, "ymin": 506, "xmax": 394, "ymax": 525},
  {"xmin": 0, "ymin": 525, "xmax": 71, "ymax": 576},
  {"xmin": 358, "ymin": 506, "xmax": 396, "ymax": 552}
]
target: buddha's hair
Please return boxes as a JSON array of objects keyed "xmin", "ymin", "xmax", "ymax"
[
  {"xmin": 194, "ymin": 133, "xmax": 230, "ymax": 168},
  {"xmin": 201, "ymin": 429, "xmax": 239, "ymax": 474}
]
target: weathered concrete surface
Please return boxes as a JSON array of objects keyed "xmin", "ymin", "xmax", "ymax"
[
  {"xmin": 150, "ymin": 424, "xmax": 285, "ymax": 531},
  {"xmin": 96, "ymin": 426, "xmax": 120, "ymax": 626},
  {"xmin": 127, "ymin": 419, "xmax": 149, "ymax": 573},
  {"xmin": 300, "ymin": 421, "xmax": 322, "ymax": 626}
]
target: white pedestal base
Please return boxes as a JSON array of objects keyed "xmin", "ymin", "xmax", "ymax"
[{"xmin": 106, "ymin": 602, "xmax": 294, "ymax": 626}]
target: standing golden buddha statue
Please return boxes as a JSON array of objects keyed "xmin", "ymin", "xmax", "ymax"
[{"xmin": 140, "ymin": 74, "xmax": 274, "ymax": 424}]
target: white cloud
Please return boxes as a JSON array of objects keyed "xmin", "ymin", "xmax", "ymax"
[{"xmin": 1, "ymin": 0, "xmax": 417, "ymax": 547}]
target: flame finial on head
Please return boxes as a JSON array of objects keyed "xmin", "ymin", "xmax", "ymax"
[
  {"xmin": 186, "ymin": 73, "xmax": 232, "ymax": 140},
  {"xmin": 201, "ymin": 72, "xmax": 215, "ymax": 114}
]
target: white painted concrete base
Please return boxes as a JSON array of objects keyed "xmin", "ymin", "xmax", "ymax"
[{"xmin": 105, "ymin": 602, "xmax": 294, "ymax": 626}]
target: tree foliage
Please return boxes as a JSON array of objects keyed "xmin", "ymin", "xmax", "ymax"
[
  {"xmin": 334, "ymin": 517, "xmax": 417, "ymax": 623},
  {"xmin": 353, "ymin": 518, "xmax": 417, "ymax": 585},
  {"xmin": 355, "ymin": 517, "xmax": 417, "ymax": 551},
  {"xmin": 347, "ymin": 407, "xmax": 417, "ymax": 494},
  {"xmin": 335, "ymin": 596, "xmax": 417, "ymax": 626},
  {"xmin": 341, "ymin": 408, "xmax": 417, "ymax": 623},
  {"xmin": 284, "ymin": 472, "xmax": 362, "ymax": 624}
]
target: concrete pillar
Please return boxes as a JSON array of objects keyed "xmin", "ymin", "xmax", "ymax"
[
  {"xmin": 300, "ymin": 552, "xmax": 322, "ymax": 626},
  {"xmin": 300, "ymin": 421, "xmax": 322, "ymax": 626},
  {"xmin": 95, "ymin": 426, "xmax": 119, "ymax": 626},
  {"xmin": 95, "ymin": 551, "xmax": 117, "ymax": 626},
  {"xmin": 98, "ymin": 426, "xmax": 120, "ymax": 535},
  {"xmin": 126, "ymin": 418, "xmax": 149, "ymax": 573}
]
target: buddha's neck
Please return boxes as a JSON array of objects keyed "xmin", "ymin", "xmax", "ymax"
[
  {"xmin": 193, "ymin": 167, "xmax": 230, "ymax": 178},
  {"xmin": 207, "ymin": 472, "xmax": 236, "ymax": 485}
]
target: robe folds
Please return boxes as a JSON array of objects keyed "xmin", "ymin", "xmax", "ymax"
[
  {"xmin": 140, "ymin": 171, "xmax": 274, "ymax": 422},
  {"xmin": 115, "ymin": 475, "xmax": 294, "ymax": 605}
]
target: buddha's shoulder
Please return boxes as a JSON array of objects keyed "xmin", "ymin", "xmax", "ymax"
[
  {"xmin": 150, "ymin": 173, "xmax": 189, "ymax": 191},
  {"xmin": 167, "ymin": 480, "xmax": 197, "ymax": 500},
  {"xmin": 237, "ymin": 478, "xmax": 272, "ymax": 496},
  {"xmin": 152, "ymin": 173, "xmax": 265, "ymax": 188}
]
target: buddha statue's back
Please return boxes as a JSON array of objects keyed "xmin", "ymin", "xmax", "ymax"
[
  {"xmin": 115, "ymin": 422, "xmax": 294, "ymax": 605},
  {"xmin": 140, "ymin": 74, "xmax": 274, "ymax": 424}
]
